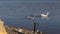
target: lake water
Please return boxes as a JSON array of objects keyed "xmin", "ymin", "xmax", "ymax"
[{"xmin": 0, "ymin": 0, "xmax": 60, "ymax": 34}]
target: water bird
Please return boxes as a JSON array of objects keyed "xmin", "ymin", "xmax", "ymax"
[
  {"xmin": 35, "ymin": 12, "xmax": 50, "ymax": 20},
  {"xmin": 40, "ymin": 12, "xmax": 50, "ymax": 17},
  {"xmin": 39, "ymin": 12, "xmax": 50, "ymax": 20}
]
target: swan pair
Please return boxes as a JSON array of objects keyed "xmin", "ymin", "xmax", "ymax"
[{"xmin": 27, "ymin": 12, "xmax": 50, "ymax": 20}]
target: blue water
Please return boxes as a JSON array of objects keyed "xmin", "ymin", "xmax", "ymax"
[{"xmin": 0, "ymin": 0, "xmax": 60, "ymax": 34}]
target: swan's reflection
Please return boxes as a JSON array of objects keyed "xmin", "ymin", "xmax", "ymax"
[{"xmin": 40, "ymin": 16, "xmax": 49, "ymax": 20}]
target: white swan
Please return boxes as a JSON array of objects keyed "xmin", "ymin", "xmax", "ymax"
[{"xmin": 40, "ymin": 12, "xmax": 50, "ymax": 17}]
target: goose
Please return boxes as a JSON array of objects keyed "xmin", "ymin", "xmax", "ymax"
[{"xmin": 40, "ymin": 12, "xmax": 50, "ymax": 17}]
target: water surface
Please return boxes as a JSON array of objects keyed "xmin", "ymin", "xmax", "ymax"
[{"xmin": 0, "ymin": 0, "xmax": 60, "ymax": 34}]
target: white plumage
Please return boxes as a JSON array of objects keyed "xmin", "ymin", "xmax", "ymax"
[{"xmin": 40, "ymin": 12, "xmax": 50, "ymax": 17}]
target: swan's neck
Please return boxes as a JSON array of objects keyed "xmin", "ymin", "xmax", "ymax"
[
  {"xmin": 46, "ymin": 12, "xmax": 49, "ymax": 15},
  {"xmin": 46, "ymin": 14, "xmax": 49, "ymax": 15}
]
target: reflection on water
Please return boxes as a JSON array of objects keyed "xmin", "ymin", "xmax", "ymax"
[{"xmin": 40, "ymin": 17, "xmax": 49, "ymax": 20}]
